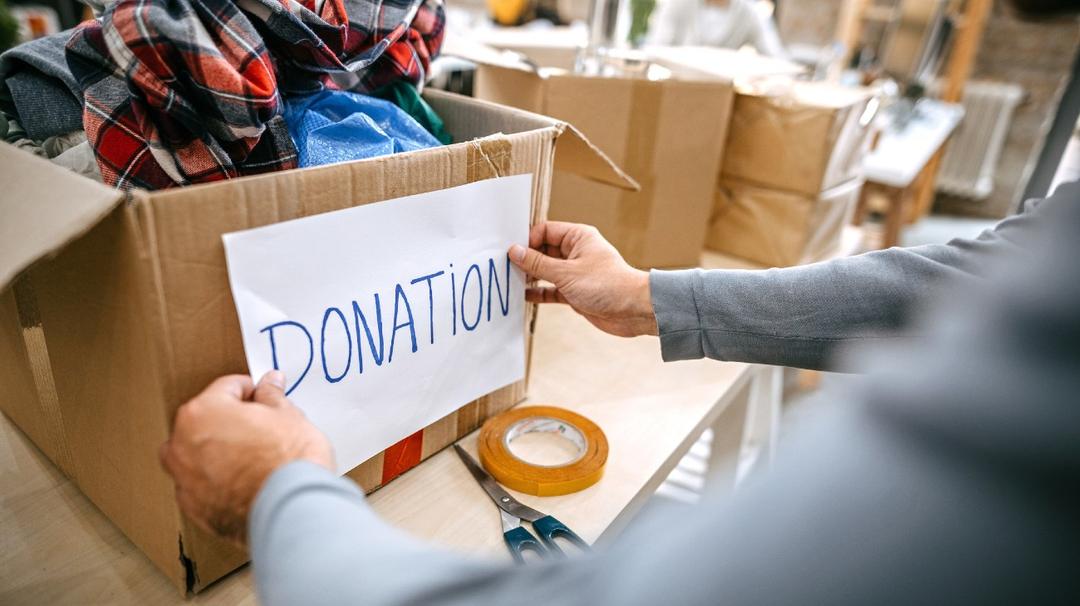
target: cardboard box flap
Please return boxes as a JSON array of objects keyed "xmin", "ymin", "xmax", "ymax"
[
  {"xmin": 426, "ymin": 88, "xmax": 637, "ymax": 191},
  {"xmin": 0, "ymin": 143, "xmax": 125, "ymax": 291},
  {"xmin": 552, "ymin": 122, "xmax": 639, "ymax": 191}
]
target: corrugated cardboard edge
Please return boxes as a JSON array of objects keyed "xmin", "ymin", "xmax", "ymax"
[
  {"xmin": 128, "ymin": 189, "xmax": 208, "ymax": 592},
  {"xmin": 0, "ymin": 144, "xmax": 127, "ymax": 292},
  {"xmin": 552, "ymin": 122, "xmax": 640, "ymax": 192}
]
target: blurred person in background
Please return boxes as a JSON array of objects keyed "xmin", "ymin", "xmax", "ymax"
[{"xmin": 647, "ymin": 0, "xmax": 787, "ymax": 57}]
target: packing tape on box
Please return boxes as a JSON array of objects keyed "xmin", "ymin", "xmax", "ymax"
[{"xmin": 478, "ymin": 405, "xmax": 608, "ymax": 497}]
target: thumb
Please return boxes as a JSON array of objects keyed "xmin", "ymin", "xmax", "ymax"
[
  {"xmin": 509, "ymin": 244, "xmax": 566, "ymax": 283},
  {"xmin": 253, "ymin": 370, "xmax": 291, "ymax": 408}
]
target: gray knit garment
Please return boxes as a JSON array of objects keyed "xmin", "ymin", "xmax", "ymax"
[{"xmin": 0, "ymin": 31, "xmax": 84, "ymax": 141}]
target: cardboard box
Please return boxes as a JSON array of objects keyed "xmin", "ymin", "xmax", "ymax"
[
  {"xmin": 0, "ymin": 90, "xmax": 631, "ymax": 593},
  {"xmin": 722, "ymin": 81, "xmax": 876, "ymax": 197},
  {"xmin": 706, "ymin": 177, "xmax": 863, "ymax": 267},
  {"xmin": 453, "ymin": 38, "xmax": 736, "ymax": 268}
]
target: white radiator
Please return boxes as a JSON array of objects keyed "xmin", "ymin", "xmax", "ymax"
[{"xmin": 934, "ymin": 80, "xmax": 1024, "ymax": 200}]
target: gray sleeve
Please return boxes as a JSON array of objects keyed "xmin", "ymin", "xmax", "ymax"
[
  {"xmin": 248, "ymin": 184, "xmax": 1080, "ymax": 605},
  {"xmin": 249, "ymin": 462, "xmax": 598, "ymax": 606},
  {"xmin": 249, "ymin": 461, "xmax": 494, "ymax": 606},
  {"xmin": 649, "ymin": 193, "xmax": 1056, "ymax": 370}
]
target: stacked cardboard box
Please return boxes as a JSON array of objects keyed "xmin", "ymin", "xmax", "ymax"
[
  {"xmin": 454, "ymin": 34, "xmax": 754, "ymax": 268},
  {"xmin": 707, "ymin": 81, "xmax": 876, "ymax": 267},
  {"xmin": 0, "ymin": 91, "xmax": 631, "ymax": 592}
]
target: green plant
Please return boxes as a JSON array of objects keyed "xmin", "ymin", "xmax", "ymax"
[{"xmin": 0, "ymin": 0, "xmax": 19, "ymax": 53}]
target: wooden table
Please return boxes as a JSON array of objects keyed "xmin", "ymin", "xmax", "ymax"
[
  {"xmin": 1, "ymin": 286, "xmax": 778, "ymax": 604},
  {"xmin": 857, "ymin": 100, "xmax": 964, "ymax": 248}
]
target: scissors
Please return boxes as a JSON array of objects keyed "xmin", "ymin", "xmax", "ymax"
[{"xmin": 453, "ymin": 444, "xmax": 591, "ymax": 563}]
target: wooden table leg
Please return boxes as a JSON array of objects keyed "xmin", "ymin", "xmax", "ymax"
[
  {"xmin": 853, "ymin": 183, "xmax": 873, "ymax": 226},
  {"xmin": 883, "ymin": 185, "xmax": 914, "ymax": 248}
]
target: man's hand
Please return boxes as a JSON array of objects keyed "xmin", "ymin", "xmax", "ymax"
[
  {"xmin": 510, "ymin": 222, "xmax": 658, "ymax": 337},
  {"xmin": 160, "ymin": 371, "xmax": 334, "ymax": 545}
]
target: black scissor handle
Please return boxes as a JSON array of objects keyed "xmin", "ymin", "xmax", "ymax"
[
  {"xmin": 503, "ymin": 526, "xmax": 548, "ymax": 564},
  {"xmin": 531, "ymin": 515, "xmax": 591, "ymax": 557}
]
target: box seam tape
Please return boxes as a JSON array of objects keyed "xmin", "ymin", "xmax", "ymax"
[{"xmin": 13, "ymin": 274, "xmax": 76, "ymax": 478}]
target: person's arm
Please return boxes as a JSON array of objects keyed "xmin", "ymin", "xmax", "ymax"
[
  {"xmin": 746, "ymin": 1, "xmax": 787, "ymax": 58},
  {"xmin": 243, "ymin": 183, "xmax": 1080, "ymax": 605},
  {"xmin": 720, "ymin": 0, "xmax": 787, "ymax": 58},
  {"xmin": 505, "ymin": 189, "xmax": 1062, "ymax": 371},
  {"xmin": 648, "ymin": 188, "xmax": 1059, "ymax": 370}
]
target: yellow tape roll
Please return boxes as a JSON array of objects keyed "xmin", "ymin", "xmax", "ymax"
[{"xmin": 478, "ymin": 406, "xmax": 608, "ymax": 497}]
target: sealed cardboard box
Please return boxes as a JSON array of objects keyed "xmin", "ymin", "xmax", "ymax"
[
  {"xmin": 0, "ymin": 90, "xmax": 631, "ymax": 593},
  {"xmin": 723, "ymin": 81, "xmax": 876, "ymax": 197},
  {"xmin": 706, "ymin": 177, "xmax": 863, "ymax": 267},
  {"xmin": 453, "ymin": 38, "xmax": 735, "ymax": 268}
]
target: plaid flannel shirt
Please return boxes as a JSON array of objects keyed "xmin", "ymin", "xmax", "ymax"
[{"xmin": 66, "ymin": 0, "xmax": 444, "ymax": 190}]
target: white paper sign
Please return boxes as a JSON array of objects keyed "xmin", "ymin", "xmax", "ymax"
[{"xmin": 223, "ymin": 175, "xmax": 532, "ymax": 474}]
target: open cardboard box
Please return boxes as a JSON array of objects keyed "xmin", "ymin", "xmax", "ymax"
[
  {"xmin": 446, "ymin": 34, "xmax": 742, "ymax": 268},
  {"xmin": 0, "ymin": 90, "xmax": 634, "ymax": 593}
]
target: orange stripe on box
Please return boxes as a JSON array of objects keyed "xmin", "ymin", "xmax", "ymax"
[{"xmin": 381, "ymin": 430, "xmax": 425, "ymax": 485}]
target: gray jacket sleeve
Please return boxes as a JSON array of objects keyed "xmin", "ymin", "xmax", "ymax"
[
  {"xmin": 249, "ymin": 184, "xmax": 1080, "ymax": 606},
  {"xmin": 650, "ymin": 195, "xmax": 1053, "ymax": 370}
]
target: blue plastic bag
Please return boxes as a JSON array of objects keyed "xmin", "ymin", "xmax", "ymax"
[{"xmin": 283, "ymin": 89, "xmax": 442, "ymax": 167}]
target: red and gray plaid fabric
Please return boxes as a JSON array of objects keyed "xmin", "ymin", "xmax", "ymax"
[{"xmin": 66, "ymin": 0, "xmax": 444, "ymax": 190}]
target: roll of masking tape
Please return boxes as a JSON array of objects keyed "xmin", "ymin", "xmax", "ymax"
[{"xmin": 478, "ymin": 406, "xmax": 608, "ymax": 496}]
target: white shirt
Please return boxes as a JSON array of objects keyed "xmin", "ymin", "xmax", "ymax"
[{"xmin": 647, "ymin": 0, "xmax": 787, "ymax": 58}]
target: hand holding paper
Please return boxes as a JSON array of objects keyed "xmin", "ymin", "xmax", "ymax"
[
  {"xmin": 223, "ymin": 175, "xmax": 533, "ymax": 474},
  {"xmin": 159, "ymin": 372, "xmax": 334, "ymax": 545},
  {"xmin": 509, "ymin": 222, "xmax": 657, "ymax": 338}
]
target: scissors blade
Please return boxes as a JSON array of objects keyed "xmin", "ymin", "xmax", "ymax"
[{"xmin": 453, "ymin": 444, "xmax": 546, "ymax": 522}]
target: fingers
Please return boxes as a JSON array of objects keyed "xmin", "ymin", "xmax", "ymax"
[
  {"xmin": 528, "ymin": 221, "xmax": 573, "ymax": 249},
  {"xmin": 528, "ymin": 221, "xmax": 597, "ymax": 259},
  {"xmin": 253, "ymin": 370, "xmax": 291, "ymax": 408},
  {"xmin": 525, "ymin": 286, "xmax": 568, "ymax": 304},
  {"xmin": 510, "ymin": 243, "xmax": 568, "ymax": 284},
  {"xmin": 203, "ymin": 374, "xmax": 256, "ymax": 402}
]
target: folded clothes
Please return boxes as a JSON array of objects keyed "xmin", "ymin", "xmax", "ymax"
[
  {"xmin": 66, "ymin": 0, "xmax": 297, "ymax": 190},
  {"xmin": 0, "ymin": 31, "xmax": 84, "ymax": 141},
  {"xmin": 65, "ymin": 0, "xmax": 445, "ymax": 190},
  {"xmin": 51, "ymin": 140, "xmax": 104, "ymax": 182},
  {"xmin": 284, "ymin": 89, "xmax": 440, "ymax": 167},
  {"xmin": 241, "ymin": 0, "xmax": 445, "ymax": 95},
  {"xmin": 2, "ymin": 110, "xmax": 46, "ymax": 157},
  {"xmin": 374, "ymin": 80, "xmax": 452, "ymax": 145},
  {"xmin": 41, "ymin": 129, "xmax": 86, "ymax": 159}
]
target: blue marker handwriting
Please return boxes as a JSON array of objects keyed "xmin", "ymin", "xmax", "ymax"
[{"xmin": 260, "ymin": 254, "xmax": 514, "ymax": 395}]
